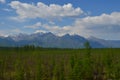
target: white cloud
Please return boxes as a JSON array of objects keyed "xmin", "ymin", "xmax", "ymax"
[
  {"xmin": 48, "ymin": 21, "xmax": 55, "ymax": 25},
  {"xmin": 0, "ymin": 31, "xmax": 8, "ymax": 37},
  {"xmin": 3, "ymin": 8, "xmax": 12, "ymax": 12},
  {"xmin": 8, "ymin": 16, "xmax": 25, "ymax": 22},
  {"xmin": 33, "ymin": 23, "xmax": 72, "ymax": 36},
  {"xmin": 72, "ymin": 12, "xmax": 120, "ymax": 37},
  {"xmin": 0, "ymin": 29, "xmax": 22, "ymax": 37},
  {"xmin": 34, "ymin": 30, "xmax": 47, "ymax": 33},
  {"xmin": 0, "ymin": 0, "xmax": 5, "ymax": 3},
  {"xmin": 34, "ymin": 12, "xmax": 120, "ymax": 39},
  {"xmin": 24, "ymin": 22, "xmax": 42, "ymax": 29},
  {"xmin": 11, "ymin": 29, "xmax": 22, "ymax": 33},
  {"xmin": 9, "ymin": 1, "xmax": 83, "ymax": 19},
  {"xmin": 43, "ymin": 24, "xmax": 71, "ymax": 35}
]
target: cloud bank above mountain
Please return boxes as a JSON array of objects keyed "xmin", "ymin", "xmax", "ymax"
[
  {"xmin": 24, "ymin": 12, "xmax": 120, "ymax": 39},
  {"xmin": 0, "ymin": 0, "xmax": 120, "ymax": 40}
]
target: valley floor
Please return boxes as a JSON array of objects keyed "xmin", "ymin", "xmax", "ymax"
[{"xmin": 0, "ymin": 47, "xmax": 120, "ymax": 80}]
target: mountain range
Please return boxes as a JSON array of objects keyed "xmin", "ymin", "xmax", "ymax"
[{"xmin": 0, "ymin": 32, "xmax": 120, "ymax": 48}]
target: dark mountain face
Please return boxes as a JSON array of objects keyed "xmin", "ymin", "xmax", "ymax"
[
  {"xmin": 107, "ymin": 40, "xmax": 120, "ymax": 48},
  {"xmin": 0, "ymin": 32, "xmax": 119, "ymax": 48},
  {"xmin": 0, "ymin": 37, "xmax": 15, "ymax": 47}
]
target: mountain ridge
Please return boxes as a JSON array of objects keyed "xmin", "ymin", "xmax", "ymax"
[{"xmin": 0, "ymin": 32, "xmax": 119, "ymax": 48}]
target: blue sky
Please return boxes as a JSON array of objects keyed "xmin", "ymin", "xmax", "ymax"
[{"xmin": 0, "ymin": 0, "xmax": 120, "ymax": 40}]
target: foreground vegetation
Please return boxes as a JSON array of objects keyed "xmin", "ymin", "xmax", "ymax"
[{"xmin": 0, "ymin": 46, "xmax": 120, "ymax": 80}]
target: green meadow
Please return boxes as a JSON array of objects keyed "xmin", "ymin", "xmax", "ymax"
[{"xmin": 0, "ymin": 47, "xmax": 120, "ymax": 80}]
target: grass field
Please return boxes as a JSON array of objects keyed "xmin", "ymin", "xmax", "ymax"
[{"xmin": 0, "ymin": 47, "xmax": 120, "ymax": 80}]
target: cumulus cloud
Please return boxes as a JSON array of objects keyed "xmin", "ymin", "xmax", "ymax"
[
  {"xmin": 29, "ymin": 22, "xmax": 72, "ymax": 35},
  {"xmin": 9, "ymin": 1, "xmax": 83, "ymax": 19},
  {"xmin": 0, "ymin": 29, "xmax": 22, "ymax": 37},
  {"xmin": 24, "ymin": 22, "xmax": 42, "ymax": 29},
  {"xmin": 33, "ymin": 12, "xmax": 120, "ymax": 39},
  {"xmin": 3, "ymin": 8, "xmax": 12, "ymax": 12},
  {"xmin": 25, "ymin": 22, "xmax": 71, "ymax": 35},
  {"xmin": 34, "ymin": 30, "xmax": 47, "ymax": 33},
  {"xmin": 42, "ymin": 24, "xmax": 71, "ymax": 35},
  {"xmin": 72, "ymin": 12, "xmax": 120, "ymax": 37},
  {"xmin": 11, "ymin": 29, "xmax": 22, "ymax": 33},
  {"xmin": 0, "ymin": 0, "xmax": 5, "ymax": 3}
]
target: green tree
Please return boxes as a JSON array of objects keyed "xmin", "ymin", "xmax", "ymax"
[{"xmin": 84, "ymin": 41, "xmax": 91, "ymax": 57}]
